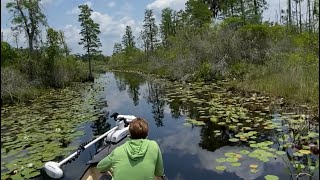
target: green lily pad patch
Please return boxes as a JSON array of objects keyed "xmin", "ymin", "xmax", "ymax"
[
  {"xmin": 264, "ymin": 175, "xmax": 279, "ymax": 180},
  {"xmin": 215, "ymin": 166, "xmax": 226, "ymax": 171}
]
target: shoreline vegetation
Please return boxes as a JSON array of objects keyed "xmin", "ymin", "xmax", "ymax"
[
  {"xmin": 1, "ymin": 1, "xmax": 319, "ymax": 179},
  {"xmin": 1, "ymin": 0, "xmax": 319, "ymax": 111}
]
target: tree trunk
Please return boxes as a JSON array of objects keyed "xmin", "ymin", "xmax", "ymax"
[
  {"xmin": 279, "ymin": 0, "xmax": 282, "ymax": 24},
  {"xmin": 28, "ymin": 36, "xmax": 33, "ymax": 57},
  {"xmin": 299, "ymin": 1, "xmax": 302, "ymax": 32},
  {"xmin": 87, "ymin": 46, "xmax": 93, "ymax": 81},
  {"xmin": 150, "ymin": 24, "xmax": 153, "ymax": 51},
  {"xmin": 241, "ymin": 0, "xmax": 246, "ymax": 24},
  {"xmin": 15, "ymin": 37, "xmax": 18, "ymax": 49},
  {"xmin": 253, "ymin": 0, "xmax": 258, "ymax": 15},
  {"xmin": 231, "ymin": 2, "xmax": 234, "ymax": 16},
  {"xmin": 27, "ymin": 36, "xmax": 34, "ymax": 80},
  {"xmin": 308, "ymin": 0, "xmax": 312, "ymax": 33},
  {"xmin": 288, "ymin": 0, "xmax": 292, "ymax": 27},
  {"xmin": 296, "ymin": 1, "xmax": 299, "ymax": 32}
]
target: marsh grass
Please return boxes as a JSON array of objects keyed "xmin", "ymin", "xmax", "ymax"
[{"xmin": 232, "ymin": 54, "xmax": 319, "ymax": 107}]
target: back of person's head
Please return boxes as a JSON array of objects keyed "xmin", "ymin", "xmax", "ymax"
[{"xmin": 129, "ymin": 118, "xmax": 149, "ymax": 139}]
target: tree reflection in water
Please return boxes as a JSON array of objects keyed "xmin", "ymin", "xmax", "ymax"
[
  {"xmin": 146, "ymin": 82, "xmax": 165, "ymax": 127},
  {"xmin": 114, "ymin": 72, "xmax": 145, "ymax": 106},
  {"xmin": 198, "ymin": 122, "xmax": 233, "ymax": 152}
]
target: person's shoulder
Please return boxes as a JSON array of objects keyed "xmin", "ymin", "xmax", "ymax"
[
  {"xmin": 112, "ymin": 143, "xmax": 126, "ymax": 154},
  {"xmin": 146, "ymin": 139, "xmax": 160, "ymax": 148}
]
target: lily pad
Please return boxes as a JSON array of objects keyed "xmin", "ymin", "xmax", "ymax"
[
  {"xmin": 229, "ymin": 138, "xmax": 239, "ymax": 142},
  {"xmin": 275, "ymin": 151, "xmax": 286, "ymax": 155},
  {"xmin": 264, "ymin": 175, "xmax": 279, "ymax": 180},
  {"xmin": 298, "ymin": 149, "xmax": 311, "ymax": 155},
  {"xmin": 231, "ymin": 162, "xmax": 241, "ymax": 167},
  {"xmin": 240, "ymin": 150, "xmax": 250, "ymax": 155},
  {"xmin": 226, "ymin": 157, "xmax": 239, "ymax": 163},
  {"xmin": 215, "ymin": 166, "xmax": 226, "ymax": 171},
  {"xmin": 249, "ymin": 164, "xmax": 258, "ymax": 169},
  {"xmin": 216, "ymin": 158, "xmax": 226, "ymax": 163}
]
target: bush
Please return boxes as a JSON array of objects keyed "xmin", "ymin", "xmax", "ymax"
[
  {"xmin": 1, "ymin": 67, "xmax": 39, "ymax": 103},
  {"xmin": 1, "ymin": 42, "xmax": 17, "ymax": 66},
  {"xmin": 53, "ymin": 56, "xmax": 87, "ymax": 88}
]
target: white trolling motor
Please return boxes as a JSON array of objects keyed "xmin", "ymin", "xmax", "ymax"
[{"xmin": 43, "ymin": 112, "xmax": 136, "ymax": 179}]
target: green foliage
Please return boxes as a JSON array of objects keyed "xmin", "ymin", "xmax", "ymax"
[
  {"xmin": 1, "ymin": 42, "xmax": 17, "ymax": 65},
  {"xmin": 230, "ymin": 62, "xmax": 252, "ymax": 78},
  {"xmin": 43, "ymin": 28, "xmax": 60, "ymax": 86},
  {"xmin": 160, "ymin": 8, "xmax": 176, "ymax": 47},
  {"xmin": 194, "ymin": 62, "xmax": 213, "ymax": 81},
  {"xmin": 141, "ymin": 9, "xmax": 158, "ymax": 52},
  {"xmin": 240, "ymin": 24, "xmax": 269, "ymax": 39},
  {"xmin": 6, "ymin": 0, "xmax": 47, "ymax": 54},
  {"xmin": 220, "ymin": 17, "xmax": 245, "ymax": 29},
  {"xmin": 78, "ymin": 4, "xmax": 102, "ymax": 80},
  {"xmin": 122, "ymin": 26, "xmax": 136, "ymax": 52},
  {"xmin": 113, "ymin": 43, "xmax": 123, "ymax": 55},
  {"xmin": 185, "ymin": 0, "xmax": 212, "ymax": 27},
  {"xmin": 53, "ymin": 56, "xmax": 87, "ymax": 87},
  {"xmin": 1, "ymin": 67, "xmax": 40, "ymax": 103},
  {"xmin": 234, "ymin": 52, "xmax": 319, "ymax": 106},
  {"xmin": 78, "ymin": 4, "xmax": 102, "ymax": 54}
]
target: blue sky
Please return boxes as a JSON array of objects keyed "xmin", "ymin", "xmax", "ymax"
[{"xmin": 1, "ymin": 0, "xmax": 307, "ymax": 56}]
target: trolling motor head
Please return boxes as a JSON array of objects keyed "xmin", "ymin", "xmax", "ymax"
[
  {"xmin": 44, "ymin": 161, "xmax": 63, "ymax": 179},
  {"xmin": 111, "ymin": 112, "xmax": 129, "ymax": 127},
  {"xmin": 110, "ymin": 112, "xmax": 119, "ymax": 120}
]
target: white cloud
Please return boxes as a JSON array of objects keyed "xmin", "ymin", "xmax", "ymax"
[
  {"xmin": 66, "ymin": 1, "xmax": 93, "ymax": 15},
  {"xmin": 107, "ymin": 1, "xmax": 115, "ymax": 8},
  {"xmin": 62, "ymin": 9, "xmax": 141, "ymax": 55},
  {"xmin": 40, "ymin": 0, "xmax": 53, "ymax": 5},
  {"xmin": 115, "ymin": 2, "xmax": 134, "ymax": 17},
  {"xmin": 63, "ymin": 24, "xmax": 84, "ymax": 54},
  {"xmin": 91, "ymin": 11, "xmax": 114, "ymax": 35},
  {"xmin": 146, "ymin": 0, "xmax": 186, "ymax": 26},
  {"xmin": 147, "ymin": 0, "xmax": 186, "ymax": 11},
  {"xmin": 90, "ymin": 11, "xmax": 139, "ymax": 39}
]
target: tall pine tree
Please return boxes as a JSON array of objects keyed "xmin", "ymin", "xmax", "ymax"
[
  {"xmin": 78, "ymin": 4, "xmax": 101, "ymax": 81},
  {"xmin": 141, "ymin": 9, "xmax": 158, "ymax": 53},
  {"xmin": 160, "ymin": 8, "xmax": 175, "ymax": 47},
  {"xmin": 122, "ymin": 26, "xmax": 136, "ymax": 52}
]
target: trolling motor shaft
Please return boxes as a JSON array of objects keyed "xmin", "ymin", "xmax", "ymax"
[{"xmin": 44, "ymin": 113, "xmax": 136, "ymax": 179}]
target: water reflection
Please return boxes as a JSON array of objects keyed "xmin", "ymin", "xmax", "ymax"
[
  {"xmin": 158, "ymin": 126, "xmax": 286, "ymax": 180},
  {"xmin": 91, "ymin": 72, "xmax": 317, "ymax": 180},
  {"xmin": 199, "ymin": 122, "xmax": 232, "ymax": 152},
  {"xmin": 113, "ymin": 72, "xmax": 145, "ymax": 106},
  {"xmin": 146, "ymin": 83, "xmax": 165, "ymax": 127}
]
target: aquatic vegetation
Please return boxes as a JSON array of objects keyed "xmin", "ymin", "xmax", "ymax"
[
  {"xmin": 229, "ymin": 138, "xmax": 240, "ymax": 142},
  {"xmin": 1, "ymin": 82, "xmax": 104, "ymax": 179},
  {"xmin": 165, "ymin": 81, "xmax": 318, "ymax": 179},
  {"xmin": 215, "ymin": 165, "xmax": 227, "ymax": 171},
  {"xmin": 185, "ymin": 119, "xmax": 206, "ymax": 126},
  {"xmin": 264, "ymin": 175, "xmax": 279, "ymax": 180}
]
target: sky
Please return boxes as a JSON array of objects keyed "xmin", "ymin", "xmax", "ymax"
[{"xmin": 1, "ymin": 0, "xmax": 308, "ymax": 56}]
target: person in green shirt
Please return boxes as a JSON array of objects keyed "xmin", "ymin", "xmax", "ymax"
[{"xmin": 97, "ymin": 118, "xmax": 165, "ymax": 180}]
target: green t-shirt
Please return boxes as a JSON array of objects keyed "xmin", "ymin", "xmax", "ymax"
[{"xmin": 97, "ymin": 139, "xmax": 164, "ymax": 180}]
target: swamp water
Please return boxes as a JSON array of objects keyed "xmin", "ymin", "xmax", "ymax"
[{"xmin": 1, "ymin": 72, "xmax": 319, "ymax": 180}]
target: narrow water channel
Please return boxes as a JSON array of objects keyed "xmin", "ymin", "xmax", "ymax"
[{"xmin": 1, "ymin": 72, "xmax": 319, "ymax": 180}]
